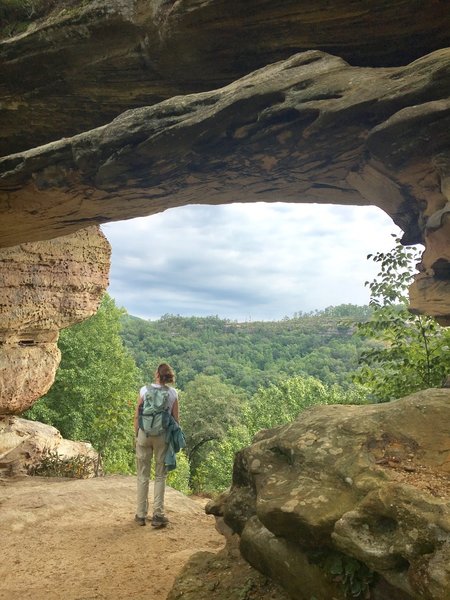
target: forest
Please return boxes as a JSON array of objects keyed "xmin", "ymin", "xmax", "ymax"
[
  {"xmin": 120, "ymin": 303, "xmax": 372, "ymax": 393},
  {"xmin": 26, "ymin": 239, "xmax": 450, "ymax": 493}
]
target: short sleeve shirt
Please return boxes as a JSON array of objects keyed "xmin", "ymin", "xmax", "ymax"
[{"xmin": 139, "ymin": 383, "xmax": 178, "ymax": 413}]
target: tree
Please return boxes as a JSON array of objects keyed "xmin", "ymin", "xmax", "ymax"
[
  {"xmin": 120, "ymin": 306, "xmax": 373, "ymax": 395},
  {"xmin": 179, "ymin": 374, "xmax": 247, "ymax": 487},
  {"xmin": 26, "ymin": 294, "xmax": 141, "ymax": 473},
  {"xmin": 196, "ymin": 375, "xmax": 367, "ymax": 492},
  {"xmin": 245, "ymin": 376, "xmax": 367, "ymax": 437},
  {"xmin": 353, "ymin": 236, "xmax": 450, "ymax": 402}
]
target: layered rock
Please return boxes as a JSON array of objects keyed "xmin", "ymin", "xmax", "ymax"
[
  {"xmin": 2, "ymin": 0, "xmax": 449, "ymax": 155},
  {"xmin": 1, "ymin": 49, "xmax": 449, "ymax": 321},
  {"xmin": 0, "ymin": 226, "xmax": 110, "ymax": 414},
  {"xmin": 207, "ymin": 389, "xmax": 450, "ymax": 600}
]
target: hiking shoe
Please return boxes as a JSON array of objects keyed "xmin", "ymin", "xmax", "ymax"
[
  {"xmin": 151, "ymin": 514, "xmax": 169, "ymax": 528},
  {"xmin": 134, "ymin": 515, "xmax": 146, "ymax": 526}
]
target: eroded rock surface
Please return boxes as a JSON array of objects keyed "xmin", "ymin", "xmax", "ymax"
[
  {"xmin": 0, "ymin": 226, "xmax": 110, "ymax": 414},
  {"xmin": 207, "ymin": 389, "xmax": 450, "ymax": 600},
  {"xmin": 2, "ymin": 0, "xmax": 449, "ymax": 155}
]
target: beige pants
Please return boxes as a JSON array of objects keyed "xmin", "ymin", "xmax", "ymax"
[{"xmin": 136, "ymin": 429, "xmax": 168, "ymax": 519}]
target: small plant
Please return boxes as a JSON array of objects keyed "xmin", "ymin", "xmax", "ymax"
[
  {"xmin": 28, "ymin": 448, "xmax": 97, "ymax": 479},
  {"xmin": 311, "ymin": 550, "xmax": 376, "ymax": 599},
  {"xmin": 330, "ymin": 555, "xmax": 375, "ymax": 598}
]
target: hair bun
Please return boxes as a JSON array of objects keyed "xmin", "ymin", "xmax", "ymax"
[{"xmin": 157, "ymin": 363, "xmax": 175, "ymax": 384}]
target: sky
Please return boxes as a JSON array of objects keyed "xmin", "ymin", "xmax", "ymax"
[{"xmin": 102, "ymin": 202, "xmax": 403, "ymax": 322}]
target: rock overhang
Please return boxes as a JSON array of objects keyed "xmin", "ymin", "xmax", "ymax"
[{"xmin": 1, "ymin": 0, "xmax": 450, "ymax": 155}]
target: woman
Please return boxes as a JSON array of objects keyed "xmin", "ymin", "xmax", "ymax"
[{"xmin": 134, "ymin": 363, "xmax": 179, "ymax": 528}]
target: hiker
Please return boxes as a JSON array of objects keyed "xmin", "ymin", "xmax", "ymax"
[{"xmin": 134, "ymin": 363, "xmax": 179, "ymax": 528}]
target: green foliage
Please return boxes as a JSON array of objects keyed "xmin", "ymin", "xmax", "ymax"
[
  {"xmin": 121, "ymin": 305, "xmax": 371, "ymax": 395},
  {"xmin": 26, "ymin": 294, "xmax": 141, "ymax": 473},
  {"xmin": 245, "ymin": 376, "xmax": 367, "ymax": 437},
  {"xmin": 353, "ymin": 236, "xmax": 450, "ymax": 401},
  {"xmin": 319, "ymin": 551, "xmax": 375, "ymax": 598},
  {"xmin": 166, "ymin": 450, "xmax": 191, "ymax": 495},
  {"xmin": 120, "ymin": 304, "xmax": 372, "ymax": 493},
  {"xmin": 193, "ymin": 424, "xmax": 252, "ymax": 493},
  {"xmin": 27, "ymin": 449, "xmax": 97, "ymax": 479},
  {"xmin": 23, "ymin": 298, "xmax": 376, "ymax": 494},
  {"xmin": 180, "ymin": 374, "xmax": 247, "ymax": 488}
]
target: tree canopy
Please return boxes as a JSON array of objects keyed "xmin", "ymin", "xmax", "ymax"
[
  {"xmin": 120, "ymin": 305, "xmax": 371, "ymax": 394},
  {"xmin": 353, "ymin": 237, "xmax": 450, "ymax": 401},
  {"xmin": 26, "ymin": 294, "xmax": 141, "ymax": 473}
]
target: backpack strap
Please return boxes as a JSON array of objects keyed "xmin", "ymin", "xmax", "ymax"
[{"xmin": 137, "ymin": 385, "xmax": 150, "ymax": 430}]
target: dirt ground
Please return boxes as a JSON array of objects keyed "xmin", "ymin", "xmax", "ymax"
[{"xmin": 0, "ymin": 475, "xmax": 224, "ymax": 600}]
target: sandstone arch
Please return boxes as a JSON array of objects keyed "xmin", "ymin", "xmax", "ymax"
[
  {"xmin": 0, "ymin": 1, "xmax": 449, "ymax": 413},
  {"xmin": 1, "ymin": 50, "xmax": 450, "ymax": 413}
]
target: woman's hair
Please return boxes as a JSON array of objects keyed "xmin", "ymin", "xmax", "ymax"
[{"xmin": 157, "ymin": 363, "xmax": 175, "ymax": 385}]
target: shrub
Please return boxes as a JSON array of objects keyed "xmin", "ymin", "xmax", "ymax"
[{"xmin": 28, "ymin": 448, "xmax": 97, "ymax": 479}]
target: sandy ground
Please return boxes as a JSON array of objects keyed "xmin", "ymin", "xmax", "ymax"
[{"xmin": 0, "ymin": 475, "xmax": 224, "ymax": 600}]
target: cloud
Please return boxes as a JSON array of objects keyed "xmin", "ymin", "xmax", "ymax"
[{"xmin": 102, "ymin": 202, "xmax": 405, "ymax": 321}]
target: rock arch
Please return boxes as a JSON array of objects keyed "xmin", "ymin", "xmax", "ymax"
[{"xmin": 0, "ymin": 1, "xmax": 449, "ymax": 411}]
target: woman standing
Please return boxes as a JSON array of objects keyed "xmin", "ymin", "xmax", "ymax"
[{"xmin": 134, "ymin": 363, "xmax": 179, "ymax": 528}]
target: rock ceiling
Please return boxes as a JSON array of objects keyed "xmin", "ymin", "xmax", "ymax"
[{"xmin": 1, "ymin": 0, "xmax": 449, "ymax": 156}]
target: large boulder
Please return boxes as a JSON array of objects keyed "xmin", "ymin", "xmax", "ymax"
[
  {"xmin": 207, "ymin": 389, "xmax": 450, "ymax": 600},
  {"xmin": 0, "ymin": 416, "xmax": 99, "ymax": 478}
]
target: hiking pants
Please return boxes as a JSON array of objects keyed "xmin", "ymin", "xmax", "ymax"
[{"xmin": 136, "ymin": 429, "xmax": 168, "ymax": 518}]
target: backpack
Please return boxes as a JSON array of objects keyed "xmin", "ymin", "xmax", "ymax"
[{"xmin": 139, "ymin": 386, "xmax": 171, "ymax": 436}]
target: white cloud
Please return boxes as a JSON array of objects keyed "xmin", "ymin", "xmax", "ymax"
[{"xmin": 102, "ymin": 202, "xmax": 404, "ymax": 321}]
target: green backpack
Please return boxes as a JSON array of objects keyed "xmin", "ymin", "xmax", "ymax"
[{"xmin": 139, "ymin": 386, "xmax": 171, "ymax": 436}]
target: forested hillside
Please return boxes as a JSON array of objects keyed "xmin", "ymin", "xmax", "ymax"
[{"xmin": 120, "ymin": 304, "xmax": 372, "ymax": 393}]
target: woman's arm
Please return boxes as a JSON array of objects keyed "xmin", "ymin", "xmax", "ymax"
[{"xmin": 171, "ymin": 398, "xmax": 179, "ymax": 423}]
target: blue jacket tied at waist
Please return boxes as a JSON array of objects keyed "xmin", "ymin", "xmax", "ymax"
[{"xmin": 165, "ymin": 414, "xmax": 186, "ymax": 472}]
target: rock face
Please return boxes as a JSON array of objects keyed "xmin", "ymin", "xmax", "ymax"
[
  {"xmin": 1, "ymin": 0, "xmax": 449, "ymax": 156},
  {"xmin": 1, "ymin": 49, "xmax": 450, "ymax": 322},
  {"xmin": 207, "ymin": 389, "xmax": 450, "ymax": 600},
  {"xmin": 0, "ymin": 226, "xmax": 110, "ymax": 414},
  {"xmin": 0, "ymin": 3, "xmax": 449, "ymax": 414}
]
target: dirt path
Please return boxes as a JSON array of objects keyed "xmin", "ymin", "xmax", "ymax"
[{"xmin": 0, "ymin": 476, "xmax": 224, "ymax": 600}]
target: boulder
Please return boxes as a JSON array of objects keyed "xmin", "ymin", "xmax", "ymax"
[
  {"xmin": 207, "ymin": 389, "xmax": 450, "ymax": 600},
  {"xmin": 0, "ymin": 416, "xmax": 99, "ymax": 478}
]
